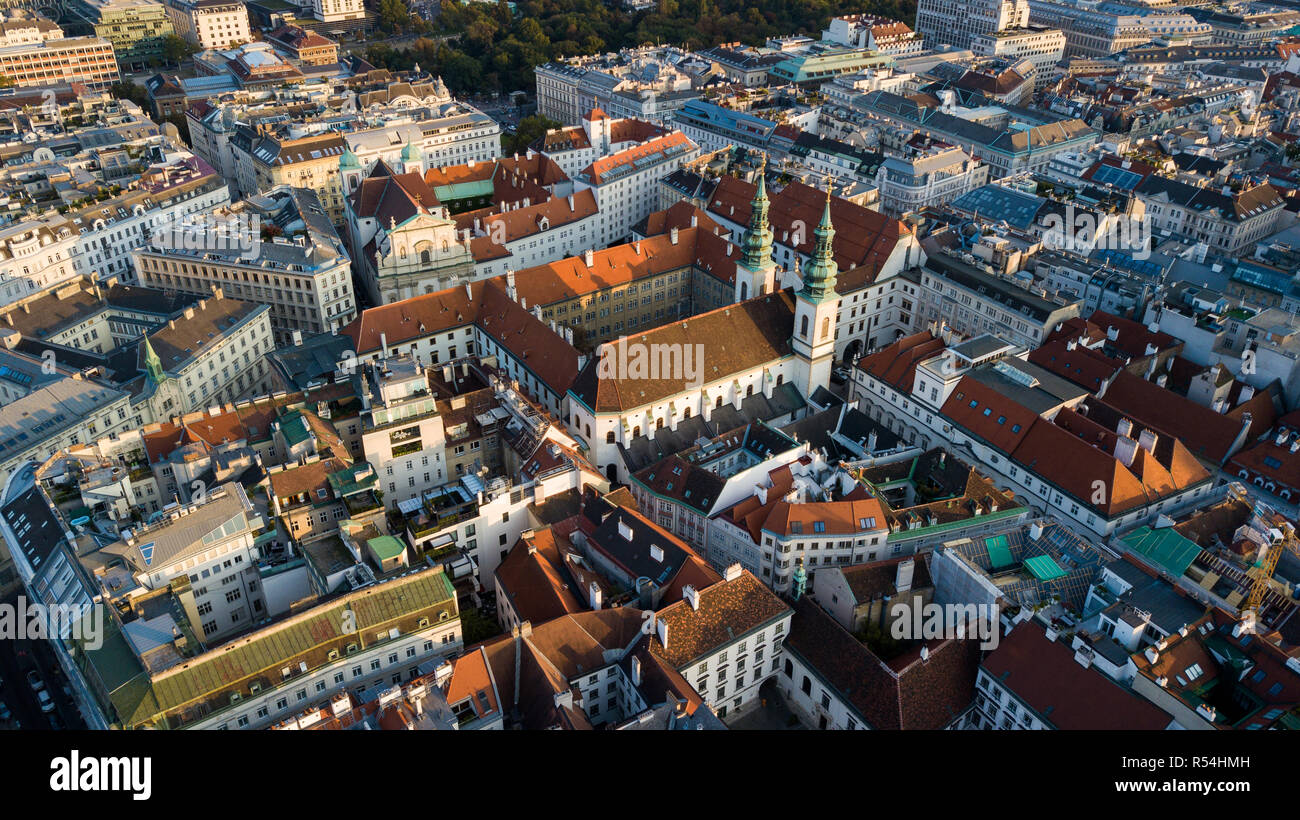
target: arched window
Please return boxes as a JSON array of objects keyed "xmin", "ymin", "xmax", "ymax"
[
  {"xmin": 801, "ymin": 676, "xmax": 812, "ymax": 695},
  {"xmin": 715, "ymin": 396, "xmax": 723, "ymax": 408},
  {"xmin": 821, "ymin": 317, "xmax": 831, "ymax": 340},
  {"xmin": 656, "ymin": 417, "xmax": 664, "ymax": 430},
  {"xmin": 745, "ymin": 385, "xmax": 754, "ymax": 397},
  {"xmin": 420, "ymin": 250, "xmax": 431, "ymax": 264},
  {"xmin": 800, "ymin": 315, "xmax": 810, "ymax": 339},
  {"xmin": 740, "ymin": 281, "xmax": 749, "ymax": 299},
  {"xmin": 683, "ymin": 406, "xmax": 692, "ymax": 418},
  {"xmin": 776, "ymin": 374, "xmax": 784, "ymax": 386},
  {"xmin": 632, "ymin": 426, "xmax": 641, "ymax": 438},
  {"xmin": 605, "ymin": 431, "xmax": 615, "ymax": 444}
]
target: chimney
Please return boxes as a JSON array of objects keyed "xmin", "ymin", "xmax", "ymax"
[
  {"xmin": 617, "ymin": 519, "xmax": 633, "ymax": 541},
  {"xmin": 1138, "ymin": 428, "xmax": 1158, "ymax": 454},
  {"xmin": 683, "ymin": 584, "xmax": 700, "ymax": 610},
  {"xmin": 1116, "ymin": 418, "xmax": 1133, "ymax": 438},
  {"xmin": 630, "ymin": 655, "xmax": 642, "ymax": 686},
  {"xmin": 588, "ymin": 581, "xmax": 602, "ymax": 610},
  {"xmin": 756, "ymin": 486, "xmax": 767, "ymax": 504},
  {"xmin": 568, "ymin": 194, "xmax": 575, "ymax": 211},
  {"xmin": 380, "ymin": 332, "xmax": 389, "ymax": 359},
  {"xmin": 670, "ymin": 227, "xmax": 679, "ymax": 245},
  {"xmin": 1106, "ymin": 325, "xmax": 1119, "ymax": 341},
  {"xmin": 655, "ymin": 617, "xmax": 668, "ymax": 649},
  {"xmin": 894, "ymin": 558, "xmax": 914, "ymax": 594},
  {"xmin": 724, "ymin": 563, "xmax": 742, "ymax": 581},
  {"xmin": 1115, "ymin": 435, "xmax": 1139, "ymax": 467},
  {"xmin": 584, "ymin": 248, "xmax": 594, "ymax": 267}
]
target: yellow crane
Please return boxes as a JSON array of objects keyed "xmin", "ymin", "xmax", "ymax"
[{"xmin": 1243, "ymin": 501, "xmax": 1300, "ymax": 617}]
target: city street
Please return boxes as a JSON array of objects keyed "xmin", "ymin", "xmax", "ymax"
[{"xmin": 0, "ymin": 592, "xmax": 87, "ymax": 731}]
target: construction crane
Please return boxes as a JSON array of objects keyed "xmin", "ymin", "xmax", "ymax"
[{"xmin": 1241, "ymin": 495, "xmax": 1300, "ymax": 625}]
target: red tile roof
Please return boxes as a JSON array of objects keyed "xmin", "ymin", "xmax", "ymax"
[
  {"xmin": 707, "ymin": 176, "xmax": 911, "ymax": 289},
  {"xmin": 855, "ymin": 331, "xmax": 946, "ymax": 389},
  {"xmin": 1098, "ymin": 370, "xmax": 1273, "ymax": 465},
  {"xmin": 983, "ymin": 620, "xmax": 1173, "ymax": 730},
  {"xmin": 786, "ymin": 596, "xmax": 980, "ymax": 730}
]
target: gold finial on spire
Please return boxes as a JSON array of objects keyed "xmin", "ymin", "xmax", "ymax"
[{"xmin": 824, "ymin": 175, "xmax": 833, "ymax": 202}]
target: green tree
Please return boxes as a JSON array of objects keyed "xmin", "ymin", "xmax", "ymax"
[
  {"xmin": 378, "ymin": 0, "xmax": 413, "ymax": 34},
  {"xmin": 502, "ymin": 113, "xmax": 559, "ymax": 154},
  {"xmin": 161, "ymin": 34, "xmax": 196, "ymax": 66}
]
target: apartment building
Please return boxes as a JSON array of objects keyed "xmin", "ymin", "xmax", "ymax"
[
  {"xmin": 876, "ymin": 146, "xmax": 990, "ymax": 217},
  {"xmin": 917, "ymin": 250, "xmax": 1083, "ymax": 349},
  {"xmin": 65, "ymin": 154, "xmax": 230, "ymax": 285},
  {"xmin": 165, "ymin": 0, "xmax": 250, "ymax": 50},
  {"xmin": 648, "ymin": 566, "xmax": 794, "ymax": 720},
  {"xmin": 970, "ymin": 25, "xmax": 1066, "ymax": 89},
  {"xmin": 66, "ymin": 0, "xmax": 174, "ymax": 71},
  {"xmin": 0, "ymin": 9, "xmax": 62, "ymax": 47},
  {"xmin": 0, "ymin": 217, "xmax": 79, "ymax": 308},
  {"xmin": 233, "ymin": 131, "xmax": 348, "ymax": 224},
  {"xmin": 914, "ymin": 0, "xmax": 1030, "ymax": 50},
  {"xmin": 133, "ymin": 186, "xmax": 357, "ymax": 346},
  {"xmin": 360, "ymin": 357, "xmax": 447, "ymax": 507},
  {"xmin": 0, "ymin": 35, "xmax": 118, "ymax": 89}
]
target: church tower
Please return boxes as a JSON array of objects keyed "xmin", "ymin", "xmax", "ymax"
[
  {"xmin": 734, "ymin": 153, "xmax": 777, "ymax": 302},
  {"xmin": 791, "ymin": 182, "xmax": 842, "ymax": 397},
  {"xmin": 398, "ymin": 138, "xmax": 425, "ymax": 176},
  {"xmin": 143, "ymin": 336, "xmax": 167, "ymax": 386}
]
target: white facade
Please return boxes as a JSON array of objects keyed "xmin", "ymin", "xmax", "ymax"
[
  {"xmin": 166, "ymin": 0, "xmax": 250, "ymax": 50},
  {"xmin": 0, "ymin": 218, "xmax": 79, "ymax": 308}
]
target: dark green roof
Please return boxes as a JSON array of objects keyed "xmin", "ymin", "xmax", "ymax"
[{"xmin": 1121, "ymin": 526, "xmax": 1200, "ymax": 578}]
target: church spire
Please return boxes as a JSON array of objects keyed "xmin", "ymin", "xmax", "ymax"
[
  {"xmin": 739, "ymin": 152, "xmax": 774, "ymax": 273},
  {"xmin": 143, "ymin": 336, "xmax": 166, "ymax": 386},
  {"xmin": 799, "ymin": 180, "xmax": 838, "ymax": 303}
]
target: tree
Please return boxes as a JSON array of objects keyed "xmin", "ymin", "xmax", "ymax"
[
  {"xmin": 378, "ymin": 0, "xmax": 413, "ymax": 34},
  {"xmin": 502, "ymin": 113, "xmax": 560, "ymax": 154},
  {"xmin": 110, "ymin": 82, "xmax": 149, "ymax": 108},
  {"xmin": 162, "ymin": 34, "xmax": 196, "ymax": 66}
]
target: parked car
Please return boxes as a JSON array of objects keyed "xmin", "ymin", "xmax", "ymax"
[
  {"xmin": 48, "ymin": 711, "xmax": 64, "ymax": 730},
  {"xmin": 26, "ymin": 670, "xmax": 44, "ymax": 692},
  {"xmin": 36, "ymin": 688, "xmax": 55, "ymax": 713}
]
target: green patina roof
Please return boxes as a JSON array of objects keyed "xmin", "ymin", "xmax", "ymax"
[
  {"xmin": 367, "ymin": 535, "xmax": 407, "ymax": 561},
  {"xmin": 1024, "ymin": 554, "xmax": 1068, "ymax": 582},
  {"xmin": 1121, "ymin": 526, "xmax": 1200, "ymax": 578},
  {"xmin": 986, "ymin": 534, "xmax": 1015, "ymax": 569},
  {"xmin": 81, "ymin": 570, "xmax": 456, "ymax": 728},
  {"xmin": 278, "ymin": 410, "xmax": 312, "ymax": 447},
  {"xmin": 328, "ymin": 464, "xmax": 377, "ymax": 497}
]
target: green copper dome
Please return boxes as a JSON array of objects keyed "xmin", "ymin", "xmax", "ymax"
[
  {"xmin": 339, "ymin": 146, "xmax": 361, "ymax": 170},
  {"xmin": 400, "ymin": 140, "xmax": 422, "ymax": 163}
]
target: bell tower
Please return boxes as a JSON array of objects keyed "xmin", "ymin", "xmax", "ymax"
[
  {"xmin": 734, "ymin": 153, "xmax": 777, "ymax": 302},
  {"xmin": 791, "ymin": 181, "xmax": 842, "ymax": 397}
]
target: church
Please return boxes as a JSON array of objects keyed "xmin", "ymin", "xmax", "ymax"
[{"xmin": 567, "ymin": 165, "xmax": 845, "ymax": 483}]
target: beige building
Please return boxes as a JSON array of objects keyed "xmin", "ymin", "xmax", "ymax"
[
  {"xmin": 235, "ymin": 131, "xmax": 348, "ymax": 224},
  {"xmin": 132, "ymin": 186, "xmax": 357, "ymax": 346},
  {"xmin": 165, "ymin": 0, "xmax": 251, "ymax": 50}
]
